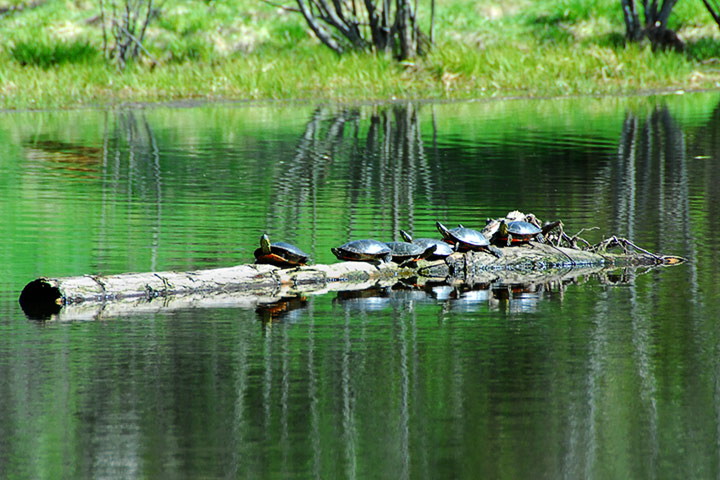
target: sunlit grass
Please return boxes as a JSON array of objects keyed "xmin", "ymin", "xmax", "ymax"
[{"xmin": 1, "ymin": 0, "xmax": 720, "ymax": 109}]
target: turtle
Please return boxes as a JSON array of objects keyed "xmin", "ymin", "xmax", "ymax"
[
  {"xmin": 331, "ymin": 239, "xmax": 393, "ymax": 263},
  {"xmin": 494, "ymin": 220, "xmax": 543, "ymax": 246},
  {"xmin": 385, "ymin": 241, "xmax": 437, "ymax": 264},
  {"xmin": 254, "ymin": 233, "xmax": 310, "ymax": 268},
  {"xmin": 435, "ymin": 221, "xmax": 502, "ymax": 258},
  {"xmin": 399, "ymin": 230, "xmax": 453, "ymax": 260}
]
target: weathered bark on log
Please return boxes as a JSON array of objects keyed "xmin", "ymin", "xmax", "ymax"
[
  {"xmin": 18, "ymin": 241, "xmax": 684, "ymax": 320},
  {"xmin": 19, "ymin": 261, "xmax": 398, "ymax": 313}
]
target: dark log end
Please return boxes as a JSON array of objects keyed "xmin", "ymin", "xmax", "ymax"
[{"xmin": 19, "ymin": 278, "xmax": 63, "ymax": 320}]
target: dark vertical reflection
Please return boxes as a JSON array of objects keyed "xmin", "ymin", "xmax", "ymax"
[
  {"xmin": 228, "ymin": 318, "xmax": 249, "ymax": 478},
  {"xmin": 396, "ymin": 301, "xmax": 410, "ymax": 480},
  {"xmin": 261, "ymin": 104, "xmax": 440, "ymax": 243},
  {"xmin": 307, "ymin": 302, "xmax": 322, "ymax": 480},
  {"xmin": 266, "ymin": 108, "xmax": 350, "ymax": 240},
  {"xmin": 342, "ymin": 308, "xmax": 358, "ymax": 479},
  {"xmin": 612, "ymin": 106, "xmax": 693, "ymax": 254}
]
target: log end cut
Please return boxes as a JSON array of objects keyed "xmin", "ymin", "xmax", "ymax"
[{"xmin": 18, "ymin": 278, "xmax": 63, "ymax": 319}]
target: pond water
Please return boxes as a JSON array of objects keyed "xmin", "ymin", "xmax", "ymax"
[{"xmin": 1, "ymin": 93, "xmax": 719, "ymax": 479}]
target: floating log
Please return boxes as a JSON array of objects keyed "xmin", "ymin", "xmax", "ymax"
[{"xmin": 18, "ymin": 241, "xmax": 685, "ymax": 320}]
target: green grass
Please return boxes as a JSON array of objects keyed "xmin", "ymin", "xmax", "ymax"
[
  {"xmin": 1, "ymin": 0, "xmax": 720, "ymax": 109},
  {"xmin": 10, "ymin": 39, "xmax": 98, "ymax": 68}
]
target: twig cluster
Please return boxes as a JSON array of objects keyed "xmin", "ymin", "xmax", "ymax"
[
  {"xmin": 292, "ymin": 0, "xmax": 433, "ymax": 60},
  {"xmin": 518, "ymin": 212, "xmax": 684, "ymax": 266},
  {"xmin": 98, "ymin": 0, "xmax": 158, "ymax": 69}
]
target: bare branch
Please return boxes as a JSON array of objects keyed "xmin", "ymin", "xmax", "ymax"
[
  {"xmin": 259, "ymin": 0, "xmax": 301, "ymax": 13},
  {"xmin": 293, "ymin": 0, "xmax": 427, "ymax": 59},
  {"xmin": 296, "ymin": 0, "xmax": 345, "ymax": 54}
]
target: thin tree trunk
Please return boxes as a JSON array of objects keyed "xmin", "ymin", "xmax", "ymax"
[
  {"xmin": 621, "ymin": 0, "xmax": 641, "ymax": 40},
  {"xmin": 429, "ymin": 0, "xmax": 435, "ymax": 44},
  {"xmin": 397, "ymin": 0, "xmax": 414, "ymax": 59}
]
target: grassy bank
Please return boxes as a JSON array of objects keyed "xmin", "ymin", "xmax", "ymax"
[{"xmin": 2, "ymin": 0, "xmax": 720, "ymax": 109}]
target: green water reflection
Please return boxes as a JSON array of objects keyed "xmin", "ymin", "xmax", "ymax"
[{"xmin": 1, "ymin": 93, "xmax": 720, "ymax": 478}]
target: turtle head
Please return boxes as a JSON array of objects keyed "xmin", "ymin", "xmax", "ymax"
[
  {"xmin": 260, "ymin": 234, "xmax": 272, "ymax": 254},
  {"xmin": 436, "ymin": 221, "xmax": 449, "ymax": 237},
  {"xmin": 498, "ymin": 220, "xmax": 508, "ymax": 237},
  {"xmin": 400, "ymin": 230, "xmax": 413, "ymax": 243}
]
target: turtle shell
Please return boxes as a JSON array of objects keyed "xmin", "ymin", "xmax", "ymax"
[
  {"xmin": 254, "ymin": 239, "xmax": 309, "ymax": 267},
  {"xmin": 385, "ymin": 241, "xmax": 436, "ymax": 263},
  {"xmin": 400, "ymin": 230, "xmax": 453, "ymax": 259},
  {"xmin": 332, "ymin": 239, "xmax": 392, "ymax": 262},
  {"xmin": 506, "ymin": 221, "xmax": 541, "ymax": 236},
  {"xmin": 501, "ymin": 220, "xmax": 541, "ymax": 243},
  {"xmin": 436, "ymin": 222, "xmax": 490, "ymax": 251}
]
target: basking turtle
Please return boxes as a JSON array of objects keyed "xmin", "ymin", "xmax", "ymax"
[
  {"xmin": 385, "ymin": 241, "xmax": 437, "ymax": 264},
  {"xmin": 331, "ymin": 239, "xmax": 393, "ymax": 263},
  {"xmin": 494, "ymin": 220, "xmax": 543, "ymax": 246},
  {"xmin": 254, "ymin": 233, "xmax": 309, "ymax": 268},
  {"xmin": 435, "ymin": 221, "xmax": 502, "ymax": 258},
  {"xmin": 399, "ymin": 230, "xmax": 453, "ymax": 260}
]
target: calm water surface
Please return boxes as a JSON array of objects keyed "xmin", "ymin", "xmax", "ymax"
[{"xmin": 1, "ymin": 93, "xmax": 720, "ymax": 479}]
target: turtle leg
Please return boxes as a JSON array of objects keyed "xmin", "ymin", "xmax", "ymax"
[
  {"xmin": 421, "ymin": 244, "xmax": 437, "ymax": 260},
  {"xmin": 488, "ymin": 246, "xmax": 503, "ymax": 258},
  {"xmin": 506, "ymin": 234, "xmax": 512, "ymax": 247}
]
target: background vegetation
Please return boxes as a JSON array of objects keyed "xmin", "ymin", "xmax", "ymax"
[{"xmin": 1, "ymin": 0, "xmax": 720, "ymax": 108}]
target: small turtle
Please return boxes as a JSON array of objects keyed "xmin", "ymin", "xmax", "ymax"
[
  {"xmin": 399, "ymin": 230, "xmax": 453, "ymax": 260},
  {"xmin": 254, "ymin": 233, "xmax": 309, "ymax": 268},
  {"xmin": 331, "ymin": 239, "xmax": 393, "ymax": 263},
  {"xmin": 385, "ymin": 241, "xmax": 437, "ymax": 264},
  {"xmin": 494, "ymin": 220, "xmax": 543, "ymax": 246},
  {"xmin": 435, "ymin": 221, "xmax": 502, "ymax": 258}
]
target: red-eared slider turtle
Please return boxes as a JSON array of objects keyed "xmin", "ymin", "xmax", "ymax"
[
  {"xmin": 331, "ymin": 239, "xmax": 393, "ymax": 263},
  {"xmin": 399, "ymin": 230, "xmax": 453, "ymax": 260},
  {"xmin": 435, "ymin": 222, "xmax": 502, "ymax": 258},
  {"xmin": 384, "ymin": 241, "xmax": 437, "ymax": 264},
  {"xmin": 254, "ymin": 233, "xmax": 310, "ymax": 268},
  {"xmin": 495, "ymin": 220, "xmax": 542, "ymax": 245}
]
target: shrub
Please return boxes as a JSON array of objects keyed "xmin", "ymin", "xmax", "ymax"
[{"xmin": 10, "ymin": 40, "xmax": 98, "ymax": 68}]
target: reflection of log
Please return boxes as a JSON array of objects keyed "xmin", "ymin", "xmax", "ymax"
[{"xmin": 19, "ymin": 241, "xmax": 684, "ymax": 319}]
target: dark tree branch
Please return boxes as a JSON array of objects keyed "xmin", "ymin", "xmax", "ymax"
[
  {"xmin": 703, "ymin": 0, "xmax": 720, "ymax": 26},
  {"xmin": 620, "ymin": 0, "xmax": 683, "ymax": 50},
  {"xmin": 297, "ymin": 0, "xmax": 345, "ymax": 54},
  {"xmin": 294, "ymin": 0, "xmax": 429, "ymax": 59},
  {"xmin": 98, "ymin": 0, "xmax": 157, "ymax": 69}
]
